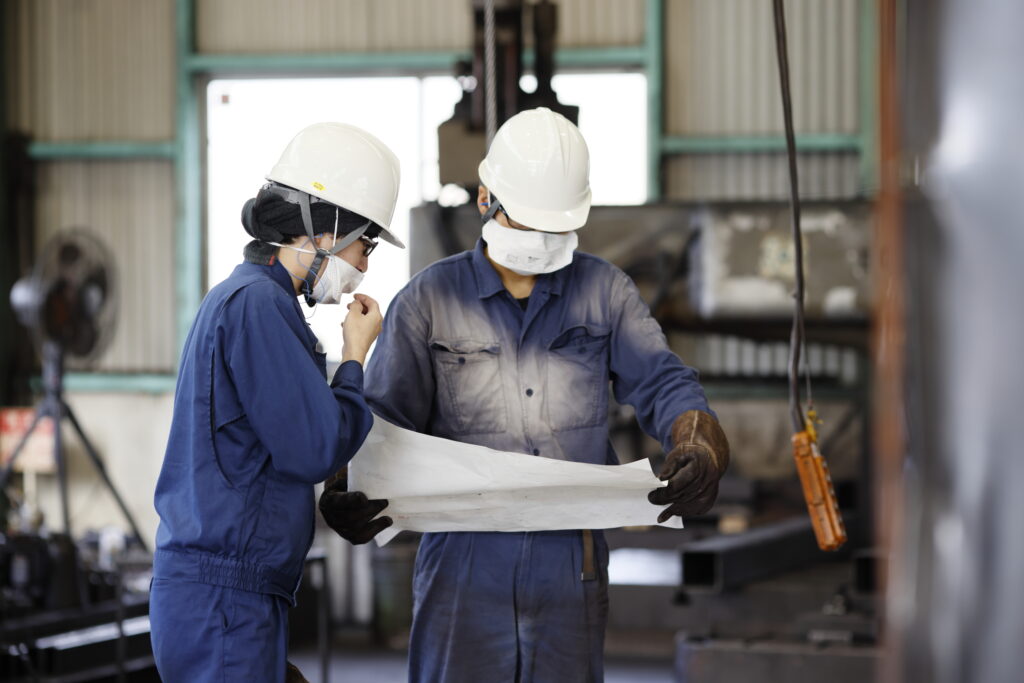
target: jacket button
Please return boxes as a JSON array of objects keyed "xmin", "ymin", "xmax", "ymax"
[
  {"xmin": 533, "ymin": 449, "xmax": 540, "ymax": 456},
  {"xmin": 525, "ymin": 388, "xmax": 534, "ymax": 397},
  {"xmin": 458, "ymin": 357, "xmax": 466, "ymax": 365}
]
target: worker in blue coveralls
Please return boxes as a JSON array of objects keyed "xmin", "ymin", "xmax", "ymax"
[
  {"xmin": 150, "ymin": 122, "xmax": 405, "ymax": 683},
  {"xmin": 319, "ymin": 107, "xmax": 731, "ymax": 682}
]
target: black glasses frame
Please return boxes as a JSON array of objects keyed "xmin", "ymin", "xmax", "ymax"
[{"xmin": 359, "ymin": 235, "xmax": 379, "ymax": 257}]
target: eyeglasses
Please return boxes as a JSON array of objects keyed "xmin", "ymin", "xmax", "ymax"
[{"xmin": 359, "ymin": 235, "xmax": 379, "ymax": 257}]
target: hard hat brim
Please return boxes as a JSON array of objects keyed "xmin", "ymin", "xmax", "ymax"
[
  {"xmin": 495, "ymin": 190, "xmax": 592, "ymax": 233},
  {"xmin": 378, "ymin": 228, "xmax": 406, "ymax": 249}
]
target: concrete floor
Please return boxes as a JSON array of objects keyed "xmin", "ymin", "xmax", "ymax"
[{"xmin": 290, "ymin": 648, "xmax": 675, "ymax": 683}]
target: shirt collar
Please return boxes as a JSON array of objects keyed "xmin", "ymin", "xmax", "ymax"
[
  {"xmin": 471, "ymin": 238, "xmax": 569, "ymax": 299},
  {"xmin": 236, "ymin": 258, "xmax": 298, "ymax": 297}
]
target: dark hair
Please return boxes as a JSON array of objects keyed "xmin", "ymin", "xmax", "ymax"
[{"xmin": 241, "ymin": 187, "xmax": 373, "ymax": 243}]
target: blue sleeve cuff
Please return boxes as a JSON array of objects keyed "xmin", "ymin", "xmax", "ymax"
[{"xmin": 332, "ymin": 359, "xmax": 365, "ymax": 392}]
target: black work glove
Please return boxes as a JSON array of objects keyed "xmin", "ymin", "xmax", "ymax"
[
  {"xmin": 318, "ymin": 470, "xmax": 393, "ymax": 545},
  {"xmin": 285, "ymin": 661, "xmax": 308, "ymax": 682},
  {"xmin": 648, "ymin": 410, "xmax": 730, "ymax": 522}
]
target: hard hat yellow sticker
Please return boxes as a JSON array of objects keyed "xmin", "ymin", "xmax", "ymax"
[{"xmin": 312, "ymin": 182, "xmax": 325, "ymax": 191}]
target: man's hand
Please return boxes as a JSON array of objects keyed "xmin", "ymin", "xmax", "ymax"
[
  {"xmin": 648, "ymin": 410, "xmax": 730, "ymax": 522},
  {"xmin": 318, "ymin": 471, "xmax": 393, "ymax": 545},
  {"xmin": 341, "ymin": 293, "xmax": 383, "ymax": 365}
]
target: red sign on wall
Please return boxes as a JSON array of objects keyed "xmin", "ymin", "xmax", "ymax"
[{"xmin": 0, "ymin": 408, "xmax": 56, "ymax": 474}]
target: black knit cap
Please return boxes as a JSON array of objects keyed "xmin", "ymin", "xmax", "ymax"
[{"xmin": 241, "ymin": 185, "xmax": 377, "ymax": 243}]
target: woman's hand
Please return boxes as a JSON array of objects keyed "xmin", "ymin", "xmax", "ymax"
[{"xmin": 341, "ymin": 293, "xmax": 383, "ymax": 365}]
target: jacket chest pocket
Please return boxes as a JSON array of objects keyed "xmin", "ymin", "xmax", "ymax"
[
  {"xmin": 545, "ymin": 325, "xmax": 611, "ymax": 431},
  {"xmin": 430, "ymin": 340, "xmax": 507, "ymax": 436}
]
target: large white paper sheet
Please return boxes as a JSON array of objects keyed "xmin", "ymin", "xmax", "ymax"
[{"xmin": 348, "ymin": 418, "xmax": 682, "ymax": 546}]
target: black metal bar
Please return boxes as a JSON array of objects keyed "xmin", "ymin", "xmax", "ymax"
[
  {"xmin": 53, "ymin": 400, "xmax": 72, "ymax": 548},
  {"xmin": 681, "ymin": 517, "xmax": 847, "ymax": 592},
  {"xmin": 114, "ymin": 567, "xmax": 126, "ymax": 683},
  {"xmin": 315, "ymin": 554, "xmax": 330, "ymax": 683}
]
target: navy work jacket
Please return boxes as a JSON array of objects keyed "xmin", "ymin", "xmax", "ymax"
[
  {"xmin": 366, "ymin": 238, "xmax": 711, "ymax": 464},
  {"xmin": 153, "ymin": 261, "xmax": 372, "ymax": 604}
]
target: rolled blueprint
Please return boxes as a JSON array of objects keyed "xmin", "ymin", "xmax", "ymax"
[{"xmin": 349, "ymin": 417, "xmax": 682, "ymax": 546}]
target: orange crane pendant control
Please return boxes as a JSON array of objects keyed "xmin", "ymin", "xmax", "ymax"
[{"xmin": 792, "ymin": 430, "xmax": 847, "ymax": 551}]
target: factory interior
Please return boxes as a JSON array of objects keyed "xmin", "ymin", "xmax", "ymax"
[{"xmin": 1, "ymin": 0, "xmax": 1021, "ymax": 681}]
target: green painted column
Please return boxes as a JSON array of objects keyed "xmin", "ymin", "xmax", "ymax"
[
  {"xmin": 175, "ymin": 0, "xmax": 202, "ymax": 354},
  {"xmin": 646, "ymin": 0, "xmax": 664, "ymax": 201}
]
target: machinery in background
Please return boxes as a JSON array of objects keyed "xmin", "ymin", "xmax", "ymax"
[
  {"xmin": 1, "ymin": 229, "xmax": 157, "ymax": 681},
  {"xmin": 438, "ymin": 0, "xmax": 578, "ymax": 188}
]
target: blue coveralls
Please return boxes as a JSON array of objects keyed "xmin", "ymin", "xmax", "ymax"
[
  {"xmin": 151, "ymin": 260, "xmax": 373, "ymax": 682},
  {"xmin": 364, "ymin": 239, "xmax": 711, "ymax": 683}
]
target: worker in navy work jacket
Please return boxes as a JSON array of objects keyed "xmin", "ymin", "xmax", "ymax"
[
  {"xmin": 151, "ymin": 123, "xmax": 404, "ymax": 683},
  {"xmin": 318, "ymin": 108, "xmax": 731, "ymax": 682}
]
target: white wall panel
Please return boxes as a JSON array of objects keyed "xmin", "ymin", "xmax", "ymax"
[{"xmin": 35, "ymin": 161, "xmax": 176, "ymax": 373}]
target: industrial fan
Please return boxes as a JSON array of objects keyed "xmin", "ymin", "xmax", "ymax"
[
  {"xmin": 10, "ymin": 229, "xmax": 118, "ymax": 365},
  {"xmin": 3, "ymin": 229, "xmax": 146, "ymax": 551}
]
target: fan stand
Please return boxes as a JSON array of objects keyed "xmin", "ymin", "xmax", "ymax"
[{"xmin": 0, "ymin": 341, "xmax": 150, "ymax": 566}]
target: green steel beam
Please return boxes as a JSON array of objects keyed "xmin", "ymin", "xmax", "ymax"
[
  {"xmin": 61, "ymin": 373, "xmax": 177, "ymax": 395},
  {"xmin": 176, "ymin": 0, "xmax": 202, "ymax": 354},
  {"xmin": 535, "ymin": 46, "xmax": 647, "ymax": 70},
  {"xmin": 186, "ymin": 46, "xmax": 647, "ymax": 75},
  {"xmin": 661, "ymin": 133, "xmax": 862, "ymax": 155},
  {"xmin": 858, "ymin": 0, "xmax": 878, "ymax": 194},
  {"xmin": 186, "ymin": 50, "xmax": 466, "ymax": 74},
  {"xmin": 645, "ymin": 0, "xmax": 664, "ymax": 201},
  {"xmin": 26, "ymin": 141, "xmax": 176, "ymax": 160}
]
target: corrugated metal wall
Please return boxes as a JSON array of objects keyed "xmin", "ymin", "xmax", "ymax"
[
  {"xmin": 35, "ymin": 162, "xmax": 177, "ymax": 373},
  {"xmin": 197, "ymin": 0, "xmax": 472, "ymax": 53},
  {"xmin": 664, "ymin": 151, "xmax": 860, "ymax": 200},
  {"xmin": 196, "ymin": 0, "xmax": 645, "ymax": 54},
  {"xmin": 554, "ymin": 0, "xmax": 645, "ymax": 47},
  {"xmin": 665, "ymin": 0, "xmax": 859, "ymax": 136},
  {"xmin": 5, "ymin": 0, "xmax": 175, "ymax": 141},
  {"xmin": 662, "ymin": 0, "xmax": 861, "ymax": 200}
]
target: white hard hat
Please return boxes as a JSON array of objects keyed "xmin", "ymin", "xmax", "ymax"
[
  {"xmin": 267, "ymin": 122, "xmax": 404, "ymax": 248},
  {"xmin": 478, "ymin": 107, "xmax": 591, "ymax": 233}
]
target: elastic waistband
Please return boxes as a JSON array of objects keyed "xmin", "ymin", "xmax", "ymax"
[{"xmin": 153, "ymin": 548, "xmax": 300, "ymax": 605}]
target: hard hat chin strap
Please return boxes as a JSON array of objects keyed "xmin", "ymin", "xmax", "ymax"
[{"xmin": 294, "ymin": 191, "xmax": 370, "ymax": 306}]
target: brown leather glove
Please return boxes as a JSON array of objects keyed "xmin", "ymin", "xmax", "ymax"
[
  {"xmin": 648, "ymin": 410, "xmax": 730, "ymax": 522},
  {"xmin": 318, "ymin": 469, "xmax": 393, "ymax": 545}
]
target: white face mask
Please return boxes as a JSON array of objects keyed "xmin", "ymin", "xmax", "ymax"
[
  {"xmin": 311, "ymin": 253, "xmax": 363, "ymax": 304},
  {"xmin": 272, "ymin": 239, "xmax": 364, "ymax": 304},
  {"xmin": 482, "ymin": 220, "xmax": 578, "ymax": 275}
]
